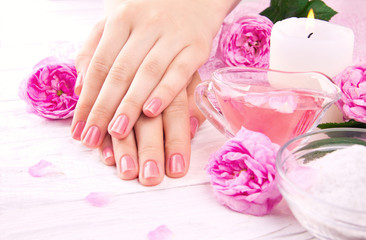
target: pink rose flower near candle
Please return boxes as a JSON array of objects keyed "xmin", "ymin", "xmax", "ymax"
[
  {"xmin": 333, "ymin": 60, "xmax": 366, "ymax": 123},
  {"xmin": 206, "ymin": 127, "xmax": 282, "ymax": 216},
  {"xmin": 19, "ymin": 57, "xmax": 78, "ymax": 119},
  {"xmin": 217, "ymin": 15, "xmax": 273, "ymax": 68}
]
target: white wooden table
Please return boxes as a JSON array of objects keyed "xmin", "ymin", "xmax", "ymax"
[{"xmin": 1, "ymin": 0, "xmax": 364, "ymax": 239}]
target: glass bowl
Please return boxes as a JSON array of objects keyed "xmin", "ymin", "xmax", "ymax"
[{"xmin": 276, "ymin": 128, "xmax": 366, "ymax": 240}]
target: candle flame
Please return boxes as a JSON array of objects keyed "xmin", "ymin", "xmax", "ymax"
[
  {"xmin": 306, "ymin": 8, "xmax": 315, "ymax": 34},
  {"xmin": 307, "ymin": 8, "xmax": 315, "ymax": 19}
]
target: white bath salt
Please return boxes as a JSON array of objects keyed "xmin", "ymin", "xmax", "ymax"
[{"xmin": 306, "ymin": 144, "xmax": 366, "ymax": 210}]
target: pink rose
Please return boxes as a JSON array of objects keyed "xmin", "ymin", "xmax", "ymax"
[
  {"xmin": 19, "ymin": 57, "xmax": 78, "ymax": 119},
  {"xmin": 333, "ymin": 60, "xmax": 366, "ymax": 123},
  {"xmin": 217, "ymin": 15, "xmax": 273, "ymax": 68},
  {"xmin": 206, "ymin": 127, "xmax": 282, "ymax": 216}
]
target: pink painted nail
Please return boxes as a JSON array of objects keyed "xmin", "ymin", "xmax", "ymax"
[
  {"xmin": 102, "ymin": 147, "xmax": 114, "ymax": 165},
  {"xmin": 190, "ymin": 117, "xmax": 199, "ymax": 138},
  {"xmin": 72, "ymin": 121, "xmax": 86, "ymax": 140},
  {"xmin": 120, "ymin": 155, "xmax": 136, "ymax": 173},
  {"xmin": 170, "ymin": 154, "xmax": 185, "ymax": 174},
  {"xmin": 74, "ymin": 73, "xmax": 83, "ymax": 95},
  {"xmin": 82, "ymin": 126, "xmax": 101, "ymax": 147},
  {"xmin": 110, "ymin": 114, "xmax": 128, "ymax": 136},
  {"xmin": 144, "ymin": 98, "xmax": 162, "ymax": 116},
  {"xmin": 143, "ymin": 160, "xmax": 159, "ymax": 179}
]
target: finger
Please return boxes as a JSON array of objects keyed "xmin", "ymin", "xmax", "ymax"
[
  {"xmin": 98, "ymin": 133, "xmax": 116, "ymax": 166},
  {"xmin": 187, "ymin": 71, "xmax": 206, "ymax": 139},
  {"xmin": 71, "ymin": 16, "xmax": 131, "ymax": 146},
  {"xmin": 112, "ymin": 129, "xmax": 139, "ymax": 180},
  {"xmin": 107, "ymin": 36, "xmax": 187, "ymax": 139},
  {"xmin": 71, "ymin": 20, "xmax": 107, "ymax": 140},
  {"xmin": 74, "ymin": 19, "xmax": 106, "ymax": 96},
  {"xmin": 134, "ymin": 114, "xmax": 164, "ymax": 186},
  {"xmin": 82, "ymin": 28, "xmax": 161, "ymax": 146},
  {"xmin": 163, "ymin": 88, "xmax": 190, "ymax": 178},
  {"xmin": 142, "ymin": 44, "xmax": 209, "ymax": 118}
]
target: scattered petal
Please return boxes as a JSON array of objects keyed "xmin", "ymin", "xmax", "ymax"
[
  {"xmin": 147, "ymin": 225, "xmax": 173, "ymax": 240},
  {"xmin": 28, "ymin": 160, "xmax": 63, "ymax": 177},
  {"xmin": 85, "ymin": 192, "xmax": 112, "ymax": 207},
  {"xmin": 287, "ymin": 165, "xmax": 317, "ymax": 190}
]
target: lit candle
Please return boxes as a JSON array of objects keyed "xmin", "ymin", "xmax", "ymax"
[{"xmin": 269, "ymin": 10, "xmax": 355, "ymax": 123}]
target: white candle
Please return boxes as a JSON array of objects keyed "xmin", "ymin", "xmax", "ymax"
[
  {"xmin": 270, "ymin": 17, "xmax": 354, "ymax": 76},
  {"xmin": 269, "ymin": 17, "xmax": 354, "ymax": 123}
]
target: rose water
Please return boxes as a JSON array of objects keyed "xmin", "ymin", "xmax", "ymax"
[{"xmin": 216, "ymin": 89, "xmax": 328, "ymax": 145}]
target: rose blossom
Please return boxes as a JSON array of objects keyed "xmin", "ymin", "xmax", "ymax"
[
  {"xmin": 333, "ymin": 60, "xmax": 366, "ymax": 123},
  {"xmin": 217, "ymin": 15, "xmax": 273, "ymax": 68},
  {"xmin": 19, "ymin": 57, "xmax": 78, "ymax": 119},
  {"xmin": 206, "ymin": 127, "xmax": 282, "ymax": 216}
]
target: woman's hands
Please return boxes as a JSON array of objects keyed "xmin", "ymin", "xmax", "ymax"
[
  {"xmin": 70, "ymin": 0, "xmax": 240, "ymax": 185},
  {"xmin": 71, "ymin": 0, "xmax": 239, "ymax": 147},
  {"xmin": 98, "ymin": 72, "xmax": 206, "ymax": 186}
]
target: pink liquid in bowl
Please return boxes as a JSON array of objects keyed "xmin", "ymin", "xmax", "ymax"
[{"xmin": 216, "ymin": 88, "xmax": 328, "ymax": 146}]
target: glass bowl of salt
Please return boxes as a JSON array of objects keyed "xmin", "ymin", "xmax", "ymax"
[{"xmin": 276, "ymin": 128, "xmax": 366, "ymax": 240}]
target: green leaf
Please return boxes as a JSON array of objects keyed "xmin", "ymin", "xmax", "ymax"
[
  {"xmin": 317, "ymin": 119, "xmax": 366, "ymax": 129},
  {"xmin": 299, "ymin": 0, "xmax": 338, "ymax": 21},
  {"xmin": 298, "ymin": 137, "xmax": 366, "ymax": 163},
  {"xmin": 260, "ymin": 0, "xmax": 337, "ymax": 23},
  {"xmin": 260, "ymin": 0, "xmax": 308, "ymax": 23},
  {"xmin": 300, "ymin": 137, "xmax": 366, "ymax": 150}
]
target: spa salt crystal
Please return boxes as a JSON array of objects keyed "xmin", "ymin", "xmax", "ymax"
[{"xmin": 306, "ymin": 144, "xmax": 366, "ymax": 210}]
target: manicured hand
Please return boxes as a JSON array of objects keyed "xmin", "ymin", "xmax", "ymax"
[
  {"xmin": 71, "ymin": 0, "xmax": 239, "ymax": 148},
  {"xmin": 98, "ymin": 72, "xmax": 206, "ymax": 186}
]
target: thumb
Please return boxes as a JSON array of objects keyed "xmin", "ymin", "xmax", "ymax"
[
  {"xmin": 187, "ymin": 71, "xmax": 206, "ymax": 139},
  {"xmin": 74, "ymin": 19, "xmax": 106, "ymax": 96}
]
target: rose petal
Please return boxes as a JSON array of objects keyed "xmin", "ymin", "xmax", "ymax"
[
  {"xmin": 85, "ymin": 192, "xmax": 112, "ymax": 207},
  {"xmin": 268, "ymin": 95, "xmax": 297, "ymax": 114},
  {"xmin": 147, "ymin": 225, "xmax": 173, "ymax": 240},
  {"xmin": 287, "ymin": 165, "xmax": 317, "ymax": 190},
  {"xmin": 28, "ymin": 160, "xmax": 63, "ymax": 177}
]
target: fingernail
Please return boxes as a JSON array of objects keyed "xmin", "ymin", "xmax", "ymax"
[
  {"xmin": 82, "ymin": 126, "xmax": 101, "ymax": 147},
  {"xmin": 75, "ymin": 73, "xmax": 83, "ymax": 86},
  {"xmin": 120, "ymin": 155, "xmax": 136, "ymax": 173},
  {"xmin": 144, "ymin": 98, "xmax": 162, "ymax": 116},
  {"xmin": 170, "ymin": 154, "xmax": 185, "ymax": 174},
  {"xmin": 110, "ymin": 114, "xmax": 128, "ymax": 136},
  {"xmin": 74, "ymin": 73, "xmax": 83, "ymax": 95},
  {"xmin": 143, "ymin": 160, "xmax": 159, "ymax": 179},
  {"xmin": 190, "ymin": 117, "xmax": 199, "ymax": 138},
  {"xmin": 102, "ymin": 147, "xmax": 114, "ymax": 165},
  {"xmin": 72, "ymin": 121, "xmax": 86, "ymax": 140}
]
